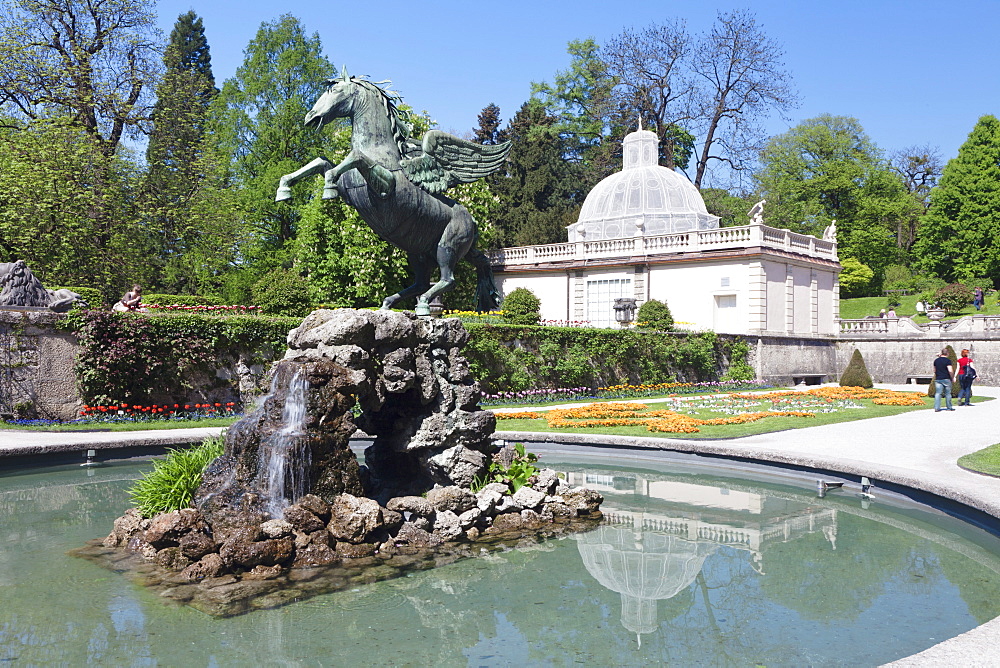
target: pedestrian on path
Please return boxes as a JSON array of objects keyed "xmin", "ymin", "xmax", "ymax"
[
  {"xmin": 957, "ymin": 348, "xmax": 976, "ymax": 406},
  {"xmin": 933, "ymin": 348, "xmax": 955, "ymax": 412}
]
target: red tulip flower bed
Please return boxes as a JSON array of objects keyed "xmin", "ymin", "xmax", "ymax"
[
  {"xmin": 78, "ymin": 401, "xmax": 241, "ymax": 423},
  {"xmin": 142, "ymin": 303, "xmax": 261, "ymax": 313}
]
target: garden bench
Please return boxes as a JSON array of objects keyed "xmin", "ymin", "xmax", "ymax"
[
  {"xmin": 793, "ymin": 375, "xmax": 826, "ymax": 386},
  {"xmin": 906, "ymin": 374, "xmax": 933, "ymax": 385}
]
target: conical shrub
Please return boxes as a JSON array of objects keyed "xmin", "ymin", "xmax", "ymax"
[
  {"xmin": 928, "ymin": 345, "xmax": 960, "ymax": 397},
  {"xmin": 839, "ymin": 349, "xmax": 873, "ymax": 388}
]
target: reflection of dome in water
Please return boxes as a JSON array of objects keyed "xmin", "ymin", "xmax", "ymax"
[
  {"xmin": 576, "ymin": 525, "xmax": 718, "ymax": 635},
  {"xmin": 568, "ymin": 127, "xmax": 719, "ymax": 242}
]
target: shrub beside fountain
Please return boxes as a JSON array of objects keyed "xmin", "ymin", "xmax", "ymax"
[{"xmin": 81, "ymin": 309, "xmax": 603, "ymax": 616}]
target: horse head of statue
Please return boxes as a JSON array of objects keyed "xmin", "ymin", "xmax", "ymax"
[{"xmin": 305, "ymin": 65, "xmax": 412, "ymax": 154}]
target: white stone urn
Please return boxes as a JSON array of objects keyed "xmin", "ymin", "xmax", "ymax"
[{"xmin": 926, "ymin": 308, "xmax": 946, "ymax": 321}]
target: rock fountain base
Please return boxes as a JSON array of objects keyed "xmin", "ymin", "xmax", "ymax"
[{"xmin": 80, "ymin": 309, "xmax": 603, "ymax": 616}]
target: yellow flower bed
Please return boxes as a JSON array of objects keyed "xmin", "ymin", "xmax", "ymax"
[
  {"xmin": 494, "ymin": 386, "xmax": 927, "ymax": 433},
  {"xmin": 599, "ymin": 382, "xmax": 692, "ymax": 393}
]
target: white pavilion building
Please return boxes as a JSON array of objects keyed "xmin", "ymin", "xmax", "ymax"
[{"xmin": 490, "ymin": 126, "xmax": 841, "ymax": 335}]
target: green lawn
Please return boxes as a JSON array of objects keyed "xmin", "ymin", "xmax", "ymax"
[
  {"xmin": 493, "ymin": 396, "xmax": 933, "ymax": 440},
  {"xmin": 840, "ymin": 294, "xmax": 1000, "ymax": 321},
  {"xmin": 0, "ymin": 417, "xmax": 239, "ymax": 432},
  {"xmin": 958, "ymin": 444, "xmax": 1000, "ymax": 477}
]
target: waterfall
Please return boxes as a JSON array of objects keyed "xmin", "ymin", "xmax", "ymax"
[{"xmin": 259, "ymin": 369, "xmax": 311, "ymax": 517}]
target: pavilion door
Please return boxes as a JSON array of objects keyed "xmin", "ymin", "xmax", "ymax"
[{"xmin": 713, "ymin": 294, "xmax": 738, "ymax": 333}]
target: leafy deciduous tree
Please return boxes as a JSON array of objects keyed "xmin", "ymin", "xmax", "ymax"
[
  {"xmin": 755, "ymin": 114, "xmax": 913, "ymax": 288},
  {"xmin": 531, "ymin": 38, "xmax": 621, "ymax": 184},
  {"xmin": 889, "ymin": 145, "xmax": 942, "ymax": 251},
  {"xmin": 602, "ymin": 21, "xmax": 696, "ymax": 170},
  {"xmin": 208, "ymin": 13, "xmax": 336, "ymax": 287},
  {"xmin": 0, "ymin": 0, "xmax": 161, "ymax": 155},
  {"xmin": 0, "ymin": 119, "xmax": 148, "ymax": 297}
]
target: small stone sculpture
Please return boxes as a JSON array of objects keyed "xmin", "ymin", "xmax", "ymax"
[
  {"xmin": 748, "ymin": 199, "xmax": 766, "ymax": 225},
  {"xmin": 823, "ymin": 219, "xmax": 838, "ymax": 242},
  {"xmin": 0, "ymin": 259, "xmax": 84, "ymax": 312},
  {"xmin": 276, "ymin": 67, "xmax": 511, "ymax": 315}
]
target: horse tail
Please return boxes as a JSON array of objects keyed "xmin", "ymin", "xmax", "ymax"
[{"xmin": 466, "ymin": 248, "xmax": 501, "ymax": 313}]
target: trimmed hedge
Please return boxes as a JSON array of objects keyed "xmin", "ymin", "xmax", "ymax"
[
  {"xmin": 53, "ymin": 286, "xmax": 105, "ymax": 309},
  {"xmin": 63, "ymin": 310, "xmax": 300, "ymax": 405},
  {"xmin": 463, "ymin": 323, "xmax": 745, "ymax": 394},
  {"xmin": 61, "ymin": 313, "xmax": 753, "ymax": 405}
]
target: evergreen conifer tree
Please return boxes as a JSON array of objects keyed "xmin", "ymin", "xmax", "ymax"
[
  {"xmin": 914, "ymin": 115, "xmax": 1000, "ymax": 286},
  {"xmin": 491, "ymin": 100, "xmax": 585, "ymax": 247},
  {"xmin": 145, "ymin": 11, "xmax": 219, "ymax": 291},
  {"xmin": 473, "ymin": 103, "xmax": 503, "ymax": 145},
  {"xmin": 927, "ymin": 345, "xmax": 960, "ymax": 398},
  {"xmin": 839, "ymin": 349, "xmax": 873, "ymax": 388}
]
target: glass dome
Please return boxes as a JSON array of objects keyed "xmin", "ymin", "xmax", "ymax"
[{"xmin": 568, "ymin": 127, "xmax": 719, "ymax": 242}]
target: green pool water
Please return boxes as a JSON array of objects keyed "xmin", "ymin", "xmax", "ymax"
[{"xmin": 3, "ymin": 449, "xmax": 1000, "ymax": 666}]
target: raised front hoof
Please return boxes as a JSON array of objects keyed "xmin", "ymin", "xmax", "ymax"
[
  {"xmin": 275, "ymin": 187, "xmax": 292, "ymax": 202},
  {"xmin": 414, "ymin": 303, "xmax": 431, "ymax": 317},
  {"xmin": 322, "ymin": 187, "xmax": 339, "ymax": 200}
]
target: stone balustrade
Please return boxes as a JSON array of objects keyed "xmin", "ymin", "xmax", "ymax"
[
  {"xmin": 839, "ymin": 315, "xmax": 1000, "ymax": 339},
  {"xmin": 490, "ymin": 223, "xmax": 838, "ymax": 266}
]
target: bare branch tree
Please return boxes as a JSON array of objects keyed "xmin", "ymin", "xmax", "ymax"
[
  {"xmin": 603, "ymin": 20, "xmax": 698, "ymax": 169},
  {"xmin": 690, "ymin": 9, "xmax": 798, "ymax": 189},
  {"xmin": 889, "ymin": 144, "xmax": 942, "ymax": 209},
  {"xmin": 889, "ymin": 144, "xmax": 942, "ymax": 249}
]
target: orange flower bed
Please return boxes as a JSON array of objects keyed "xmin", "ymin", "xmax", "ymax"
[
  {"xmin": 495, "ymin": 402, "xmax": 816, "ymax": 433},
  {"xmin": 494, "ymin": 386, "xmax": 926, "ymax": 434}
]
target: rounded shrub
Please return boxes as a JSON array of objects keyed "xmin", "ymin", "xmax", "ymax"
[
  {"xmin": 637, "ymin": 299, "xmax": 674, "ymax": 331},
  {"xmin": 501, "ymin": 287, "xmax": 541, "ymax": 325},
  {"xmin": 839, "ymin": 349, "xmax": 873, "ymax": 388},
  {"xmin": 933, "ymin": 283, "xmax": 973, "ymax": 314},
  {"xmin": 252, "ymin": 269, "xmax": 313, "ymax": 317},
  {"xmin": 142, "ymin": 293, "xmax": 223, "ymax": 307}
]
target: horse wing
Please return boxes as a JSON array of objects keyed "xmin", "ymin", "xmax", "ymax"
[{"xmin": 401, "ymin": 130, "xmax": 511, "ymax": 194}]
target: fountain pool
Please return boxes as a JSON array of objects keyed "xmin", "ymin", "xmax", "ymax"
[{"xmin": 3, "ymin": 445, "xmax": 1000, "ymax": 665}]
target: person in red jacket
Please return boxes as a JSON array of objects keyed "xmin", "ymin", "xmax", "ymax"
[{"xmin": 956, "ymin": 348, "xmax": 976, "ymax": 406}]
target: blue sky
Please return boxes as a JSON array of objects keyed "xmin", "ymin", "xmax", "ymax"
[{"xmin": 155, "ymin": 0, "xmax": 1000, "ymax": 185}]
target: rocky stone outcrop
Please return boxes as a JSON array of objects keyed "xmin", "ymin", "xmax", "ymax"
[
  {"xmin": 195, "ymin": 309, "xmax": 498, "ymax": 530},
  {"xmin": 284, "ymin": 309, "xmax": 498, "ymax": 498},
  {"xmin": 95, "ymin": 309, "xmax": 605, "ymax": 615},
  {"xmin": 104, "ymin": 466, "xmax": 602, "ymax": 582}
]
